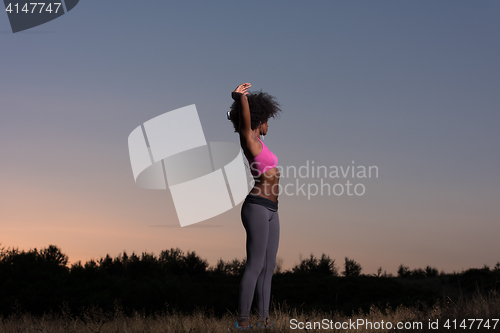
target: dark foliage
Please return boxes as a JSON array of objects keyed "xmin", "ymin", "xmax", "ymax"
[
  {"xmin": 1, "ymin": 244, "xmax": 498, "ymax": 319},
  {"xmin": 397, "ymin": 264, "xmax": 441, "ymax": 279},
  {"xmin": 398, "ymin": 264, "xmax": 411, "ymax": 278},
  {"xmin": 291, "ymin": 253, "xmax": 337, "ymax": 276},
  {"xmin": 209, "ymin": 258, "xmax": 246, "ymax": 276},
  {"xmin": 343, "ymin": 257, "xmax": 362, "ymax": 277}
]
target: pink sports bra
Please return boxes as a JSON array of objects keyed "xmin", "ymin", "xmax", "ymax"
[{"xmin": 247, "ymin": 137, "xmax": 278, "ymax": 178}]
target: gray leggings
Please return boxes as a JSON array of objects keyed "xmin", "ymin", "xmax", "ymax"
[{"xmin": 238, "ymin": 202, "xmax": 280, "ymax": 320}]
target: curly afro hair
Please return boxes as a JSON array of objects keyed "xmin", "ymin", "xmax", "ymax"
[{"xmin": 228, "ymin": 90, "xmax": 281, "ymax": 133}]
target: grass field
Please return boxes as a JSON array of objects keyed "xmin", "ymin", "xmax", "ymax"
[{"xmin": 1, "ymin": 290, "xmax": 498, "ymax": 332}]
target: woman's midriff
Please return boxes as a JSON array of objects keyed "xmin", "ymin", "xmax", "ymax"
[{"xmin": 250, "ymin": 167, "xmax": 280, "ymax": 202}]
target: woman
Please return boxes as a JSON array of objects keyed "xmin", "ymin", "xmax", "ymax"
[{"xmin": 228, "ymin": 83, "xmax": 282, "ymax": 330}]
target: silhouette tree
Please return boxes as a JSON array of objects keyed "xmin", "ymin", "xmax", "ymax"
[
  {"xmin": 292, "ymin": 253, "xmax": 337, "ymax": 276},
  {"xmin": 342, "ymin": 257, "xmax": 361, "ymax": 277},
  {"xmin": 210, "ymin": 258, "xmax": 246, "ymax": 276},
  {"xmin": 411, "ymin": 268, "xmax": 426, "ymax": 279},
  {"xmin": 40, "ymin": 244, "xmax": 69, "ymax": 266},
  {"xmin": 397, "ymin": 264, "xmax": 411, "ymax": 278},
  {"xmin": 425, "ymin": 266, "xmax": 439, "ymax": 277},
  {"xmin": 183, "ymin": 250, "xmax": 208, "ymax": 275},
  {"xmin": 158, "ymin": 248, "xmax": 207, "ymax": 275}
]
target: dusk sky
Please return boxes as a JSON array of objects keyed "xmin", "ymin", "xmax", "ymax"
[{"xmin": 1, "ymin": 1, "xmax": 499, "ymax": 275}]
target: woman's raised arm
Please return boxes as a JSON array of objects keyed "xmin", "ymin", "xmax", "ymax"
[{"xmin": 232, "ymin": 83, "xmax": 252, "ymax": 141}]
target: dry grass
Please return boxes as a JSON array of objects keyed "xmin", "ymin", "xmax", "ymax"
[{"xmin": 0, "ymin": 290, "xmax": 499, "ymax": 332}]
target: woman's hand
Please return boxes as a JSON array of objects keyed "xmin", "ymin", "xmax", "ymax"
[{"xmin": 232, "ymin": 83, "xmax": 251, "ymax": 100}]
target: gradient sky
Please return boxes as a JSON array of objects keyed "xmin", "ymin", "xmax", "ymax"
[{"xmin": 1, "ymin": 0, "xmax": 499, "ymax": 275}]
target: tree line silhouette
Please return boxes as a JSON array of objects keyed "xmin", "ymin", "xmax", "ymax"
[{"xmin": 0, "ymin": 244, "xmax": 499, "ymax": 318}]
